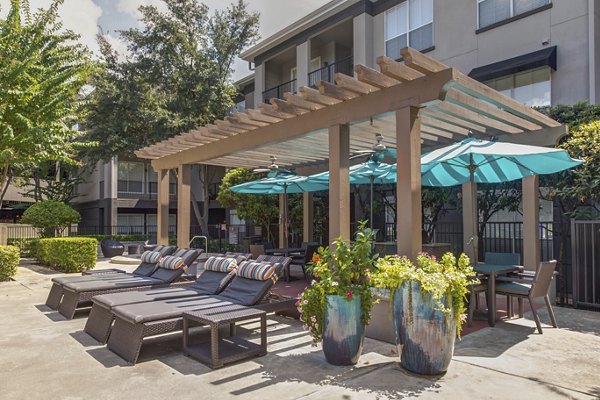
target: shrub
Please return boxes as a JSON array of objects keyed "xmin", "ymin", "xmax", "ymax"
[
  {"xmin": 0, "ymin": 245, "xmax": 20, "ymax": 281},
  {"xmin": 21, "ymin": 200, "xmax": 81, "ymax": 237},
  {"xmin": 7, "ymin": 238, "xmax": 40, "ymax": 257},
  {"xmin": 37, "ymin": 238, "xmax": 97, "ymax": 273}
]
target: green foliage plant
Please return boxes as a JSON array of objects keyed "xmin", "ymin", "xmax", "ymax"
[
  {"xmin": 21, "ymin": 200, "xmax": 80, "ymax": 237},
  {"xmin": 36, "ymin": 237, "xmax": 97, "ymax": 273},
  {"xmin": 298, "ymin": 222, "xmax": 377, "ymax": 343},
  {"xmin": 372, "ymin": 252, "xmax": 476, "ymax": 338},
  {"xmin": 0, "ymin": 245, "xmax": 20, "ymax": 281}
]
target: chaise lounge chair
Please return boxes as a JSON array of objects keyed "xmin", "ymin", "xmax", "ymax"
[
  {"xmin": 82, "ymin": 245, "xmax": 177, "ymax": 276},
  {"xmin": 84, "ymin": 256, "xmax": 242, "ymax": 343},
  {"xmin": 56, "ymin": 249, "xmax": 201, "ymax": 319},
  {"xmin": 45, "ymin": 246, "xmax": 178, "ymax": 310},
  {"xmin": 106, "ymin": 260, "xmax": 291, "ymax": 364}
]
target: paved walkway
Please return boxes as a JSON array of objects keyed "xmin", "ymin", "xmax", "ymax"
[{"xmin": 1, "ymin": 261, "xmax": 599, "ymax": 400}]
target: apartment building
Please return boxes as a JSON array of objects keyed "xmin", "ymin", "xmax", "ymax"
[
  {"xmin": 71, "ymin": 158, "xmax": 226, "ymax": 234},
  {"xmin": 236, "ymin": 0, "xmax": 599, "ymax": 112}
]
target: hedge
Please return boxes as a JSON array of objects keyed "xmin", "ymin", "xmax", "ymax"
[
  {"xmin": 37, "ymin": 238, "xmax": 98, "ymax": 273},
  {"xmin": 0, "ymin": 245, "xmax": 20, "ymax": 281},
  {"xmin": 7, "ymin": 238, "xmax": 40, "ymax": 257}
]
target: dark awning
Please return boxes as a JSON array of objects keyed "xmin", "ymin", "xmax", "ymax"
[{"xmin": 469, "ymin": 46, "xmax": 557, "ymax": 82}]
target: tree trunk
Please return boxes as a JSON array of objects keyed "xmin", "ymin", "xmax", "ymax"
[{"xmin": 0, "ymin": 165, "xmax": 12, "ymax": 209}]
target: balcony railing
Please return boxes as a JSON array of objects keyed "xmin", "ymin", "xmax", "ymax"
[
  {"xmin": 117, "ymin": 180, "xmax": 177, "ymax": 199},
  {"xmin": 262, "ymin": 79, "xmax": 297, "ymax": 103},
  {"xmin": 308, "ymin": 56, "xmax": 353, "ymax": 87}
]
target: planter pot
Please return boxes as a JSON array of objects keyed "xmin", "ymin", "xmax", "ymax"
[
  {"xmin": 322, "ymin": 294, "xmax": 364, "ymax": 366},
  {"xmin": 392, "ymin": 282, "xmax": 456, "ymax": 375}
]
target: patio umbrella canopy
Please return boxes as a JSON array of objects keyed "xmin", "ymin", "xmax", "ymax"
[
  {"xmin": 421, "ymin": 137, "xmax": 582, "ymax": 187},
  {"xmin": 230, "ymin": 170, "xmax": 328, "ymax": 247},
  {"xmin": 420, "ymin": 137, "xmax": 582, "ymax": 264}
]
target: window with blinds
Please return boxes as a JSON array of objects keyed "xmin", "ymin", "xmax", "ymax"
[
  {"xmin": 385, "ymin": 0, "xmax": 433, "ymax": 60},
  {"xmin": 478, "ymin": 0, "xmax": 550, "ymax": 29}
]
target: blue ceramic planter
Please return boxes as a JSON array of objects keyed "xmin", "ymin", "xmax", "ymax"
[
  {"xmin": 392, "ymin": 282, "xmax": 456, "ymax": 375},
  {"xmin": 322, "ymin": 294, "xmax": 364, "ymax": 366}
]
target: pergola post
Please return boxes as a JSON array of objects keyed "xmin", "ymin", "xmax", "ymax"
[
  {"xmin": 177, "ymin": 164, "xmax": 191, "ymax": 249},
  {"xmin": 157, "ymin": 169, "xmax": 170, "ymax": 246},
  {"xmin": 278, "ymin": 194, "xmax": 287, "ymax": 248},
  {"xmin": 395, "ymin": 106, "xmax": 422, "ymax": 260},
  {"xmin": 462, "ymin": 182, "xmax": 478, "ymax": 263},
  {"xmin": 329, "ymin": 124, "xmax": 350, "ymax": 244},
  {"xmin": 523, "ymin": 175, "xmax": 540, "ymax": 271},
  {"xmin": 303, "ymin": 192, "xmax": 314, "ymax": 243}
]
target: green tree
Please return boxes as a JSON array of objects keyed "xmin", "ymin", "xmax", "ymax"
[
  {"xmin": 216, "ymin": 168, "xmax": 279, "ymax": 243},
  {"xmin": 21, "ymin": 200, "xmax": 81, "ymax": 237},
  {"xmin": 82, "ymin": 0, "xmax": 260, "ymax": 162},
  {"xmin": 422, "ymin": 187, "xmax": 458, "ymax": 243},
  {"xmin": 0, "ymin": 0, "xmax": 94, "ymax": 207}
]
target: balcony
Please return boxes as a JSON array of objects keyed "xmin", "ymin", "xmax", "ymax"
[
  {"xmin": 262, "ymin": 79, "xmax": 297, "ymax": 103},
  {"xmin": 308, "ymin": 56, "xmax": 353, "ymax": 87}
]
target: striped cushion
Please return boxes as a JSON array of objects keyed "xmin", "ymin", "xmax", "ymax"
[
  {"xmin": 141, "ymin": 251, "xmax": 162, "ymax": 264},
  {"xmin": 158, "ymin": 255, "xmax": 185, "ymax": 270},
  {"xmin": 236, "ymin": 261, "xmax": 275, "ymax": 281},
  {"xmin": 204, "ymin": 257, "xmax": 237, "ymax": 273}
]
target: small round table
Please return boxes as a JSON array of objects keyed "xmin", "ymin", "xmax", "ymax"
[{"xmin": 127, "ymin": 244, "xmax": 142, "ymax": 255}]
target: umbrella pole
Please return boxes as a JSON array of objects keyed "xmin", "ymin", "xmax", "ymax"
[
  {"xmin": 469, "ymin": 153, "xmax": 478, "ymax": 263},
  {"xmin": 370, "ymin": 175, "xmax": 374, "ymax": 232},
  {"xmin": 284, "ymin": 185, "xmax": 288, "ymax": 248}
]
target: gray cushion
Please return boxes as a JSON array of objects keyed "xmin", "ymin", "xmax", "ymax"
[
  {"xmin": 216, "ymin": 275, "xmax": 275, "ymax": 306},
  {"xmin": 495, "ymin": 281, "xmax": 531, "ymax": 296},
  {"xmin": 190, "ymin": 270, "xmax": 234, "ymax": 294},
  {"xmin": 131, "ymin": 263, "xmax": 158, "ymax": 276},
  {"xmin": 52, "ymin": 274, "xmax": 134, "ymax": 285},
  {"xmin": 62, "ymin": 276, "xmax": 162, "ymax": 292},
  {"xmin": 92, "ymin": 287, "xmax": 202, "ymax": 309},
  {"xmin": 113, "ymin": 296, "xmax": 233, "ymax": 324}
]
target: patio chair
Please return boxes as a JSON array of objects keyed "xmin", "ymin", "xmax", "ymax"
[
  {"xmin": 249, "ymin": 244, "xmax": 265, "ymax": 259},
  {"xmin": 84, "ymin": 256, "xmax": 239, "ymax": 344},
  {"xmin": 143, "ymin": 238, "xmax": 158, "ymax": 252},
  {"xmin": 45, "ymin": 246, "xmax": 178, "ymax": 310},
  {"xmin": 82, "ymin": 245, "xmax": 177, "ymax": 276},
  {"xmin": 100, "ymin": 239, "xmax": 125, "ymax": 258},
  {"xmin": 495, "ymin": 260, "xmax": 558, "ymax": 334},
  {"xmin": 106, "ymin": 260, "xmax": 287, "ymax": 364},
  {"xmin": 56, "ymin": 249, "xmax": 201, "ymax": 319},
  {"xmin": 289, "ymin": 244, "xmax": 319, "ymax": 283},
  {"xmin": 485, "ymin": 252, "xmax": 521, "ymax": 316}
]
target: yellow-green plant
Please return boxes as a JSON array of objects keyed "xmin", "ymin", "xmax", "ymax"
[
  {"xmin": 298, "ymin": 222, "xmax": 377, "ymax": 343},
  {"xmin": 373, "ymin": 252, "xmax": 476, "ymax": 338}
]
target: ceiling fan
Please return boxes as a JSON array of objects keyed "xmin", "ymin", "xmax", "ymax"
[
  {"xmin": 253, "ymin": 156, "xmax": 292, "ymax": 174},
  {"xmin": 350, "ymin": 133, "xmax": 397, "ymax": 161}
]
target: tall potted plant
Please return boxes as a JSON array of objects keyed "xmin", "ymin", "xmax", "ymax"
[
  {"xmin": 373, "ymin": 252, "xmax": 476, "ymax": 375},
  {"xmin": 298, "ymin": 222, "xmax": 376, "ymax": 366}
]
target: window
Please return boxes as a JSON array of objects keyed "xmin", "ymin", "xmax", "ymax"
[
  {"xmin": 117, "ymin": 214, "xmax": 144, "ymax": 234},
  {"xmin": 478, "ymin": 0, "xmax": 550, "ymax": 29},
  {"xmin": 118, "ymin": 161, "xmax": 144, "ymax": 194},
  {"xmin": 484, "ymin": 67, "xmax": 551, "ymax": 107},
  {"xmin": 385, "ymin": 0, "xmax": 433, "ymax": 60}
]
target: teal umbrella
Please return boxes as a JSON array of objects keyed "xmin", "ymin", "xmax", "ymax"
[
  {"xmin": 230, "ymin": 170, "xmax": 328, "ymax": 247},
  {"xmin": 421, "ymin": 137, "xmax": 582, "ymax": 187},
  {"xmin": 420, "ymin": 137, "xmax": 582, "ymax": 263},
  {"xmin": 306, "ymin": 159, "xmax": 397, "ymax": 230}
]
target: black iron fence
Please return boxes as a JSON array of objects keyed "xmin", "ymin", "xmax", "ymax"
[
  {"xmin": 571, "ymin": 220, "xmax": 600, "ymax": 309},
  {"xmin": 262, "ymin": 79, "xmax": 297, "ymax": 103},
  {"xmin": 308, "ymin": 56, "xmax": 353, "ymax": 87}
]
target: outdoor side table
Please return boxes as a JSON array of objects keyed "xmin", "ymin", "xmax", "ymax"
[{"xmin": 182, "ymin": 305, "xmax": 267, "ymax": 369}]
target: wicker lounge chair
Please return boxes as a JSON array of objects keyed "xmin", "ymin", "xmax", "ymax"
[
  {"xmin": 100, "ymin": 239, "xmax": 125, "ymax": 258},
  {"xmin": 56, "ymin": 249, "xmax": 201, "ymax": 319},
  {"xmin": 45, "ymin": 245, "xmax": 177, "ymax": 310},
  {"xmin": 106, "ymin": 260, "xmax": 292, "ymax": 364},
  {"xmin": 84, "ymin": 256, "xmax": 239, "ymax": 343},
  {"xmin": 82, "ymin": 245, "xmax": 177, "ymax": 276}
]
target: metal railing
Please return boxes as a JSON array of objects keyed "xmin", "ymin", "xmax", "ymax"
[
  {"xmin": 571, "ymin": 220, "xmax": 600, "ymax": 309},
  {"xmin": 262, "ymin": 79, "xmax": 297, "ymax": 103},
  {"xmin": 308, "ymin": 56, "xmax": 353, "ymax": 87}
]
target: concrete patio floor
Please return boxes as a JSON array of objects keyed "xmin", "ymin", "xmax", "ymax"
[{"xmin": 1, "ymin": 260, "xmax": 599, "ymax": 400}]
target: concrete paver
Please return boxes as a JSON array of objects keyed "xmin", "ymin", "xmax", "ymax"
[{"xmin": 0, "ymin": 261, "xmax": 599, "ymax": 400}]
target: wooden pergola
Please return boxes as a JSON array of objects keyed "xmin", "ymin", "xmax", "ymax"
[{"xmin": 135, "ymin": 47, "xmax": 566, "ymax": 269}]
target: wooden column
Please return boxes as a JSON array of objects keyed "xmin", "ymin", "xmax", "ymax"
[
  {"xmin": 278, "ymin": 194, "xmax": 287, "ymax": 248},
  {"xmin": 395, "ymin": 106, "xmax": 422, "ymax": 260},
  {"xmin": 177, "ymin": 164, "xmax": 191, "ymax": 248},
  {"xmin": 462, "ymin": 181, "xmax": 478, "ymax": 263},
  {"xmin": 523, "ymin": 175, "xmax": 540, "ymax": 271},
  {"xmin": 157, "ymin": 169, "xmax": 170, "ymax": 246},
  {"xmin": 329, "ymin": 124, "xmax": 351, "ymax": 244},
  {"xmin": 303, "ymin": 192, "xmax": 314, "ymax": 242}
]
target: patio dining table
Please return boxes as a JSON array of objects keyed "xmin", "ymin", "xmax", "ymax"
[
  {"xmin": 264, "ymin": 248, "xmax": 304, "ymax": 257},
  {"xmin": 474, "ymin": 263, "xmax": 521, "ymax": 327}
]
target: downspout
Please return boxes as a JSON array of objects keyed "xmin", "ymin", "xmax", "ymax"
[{"xmin": 589, "ymin": 0, "xmax": 596, "ymax": 104}]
